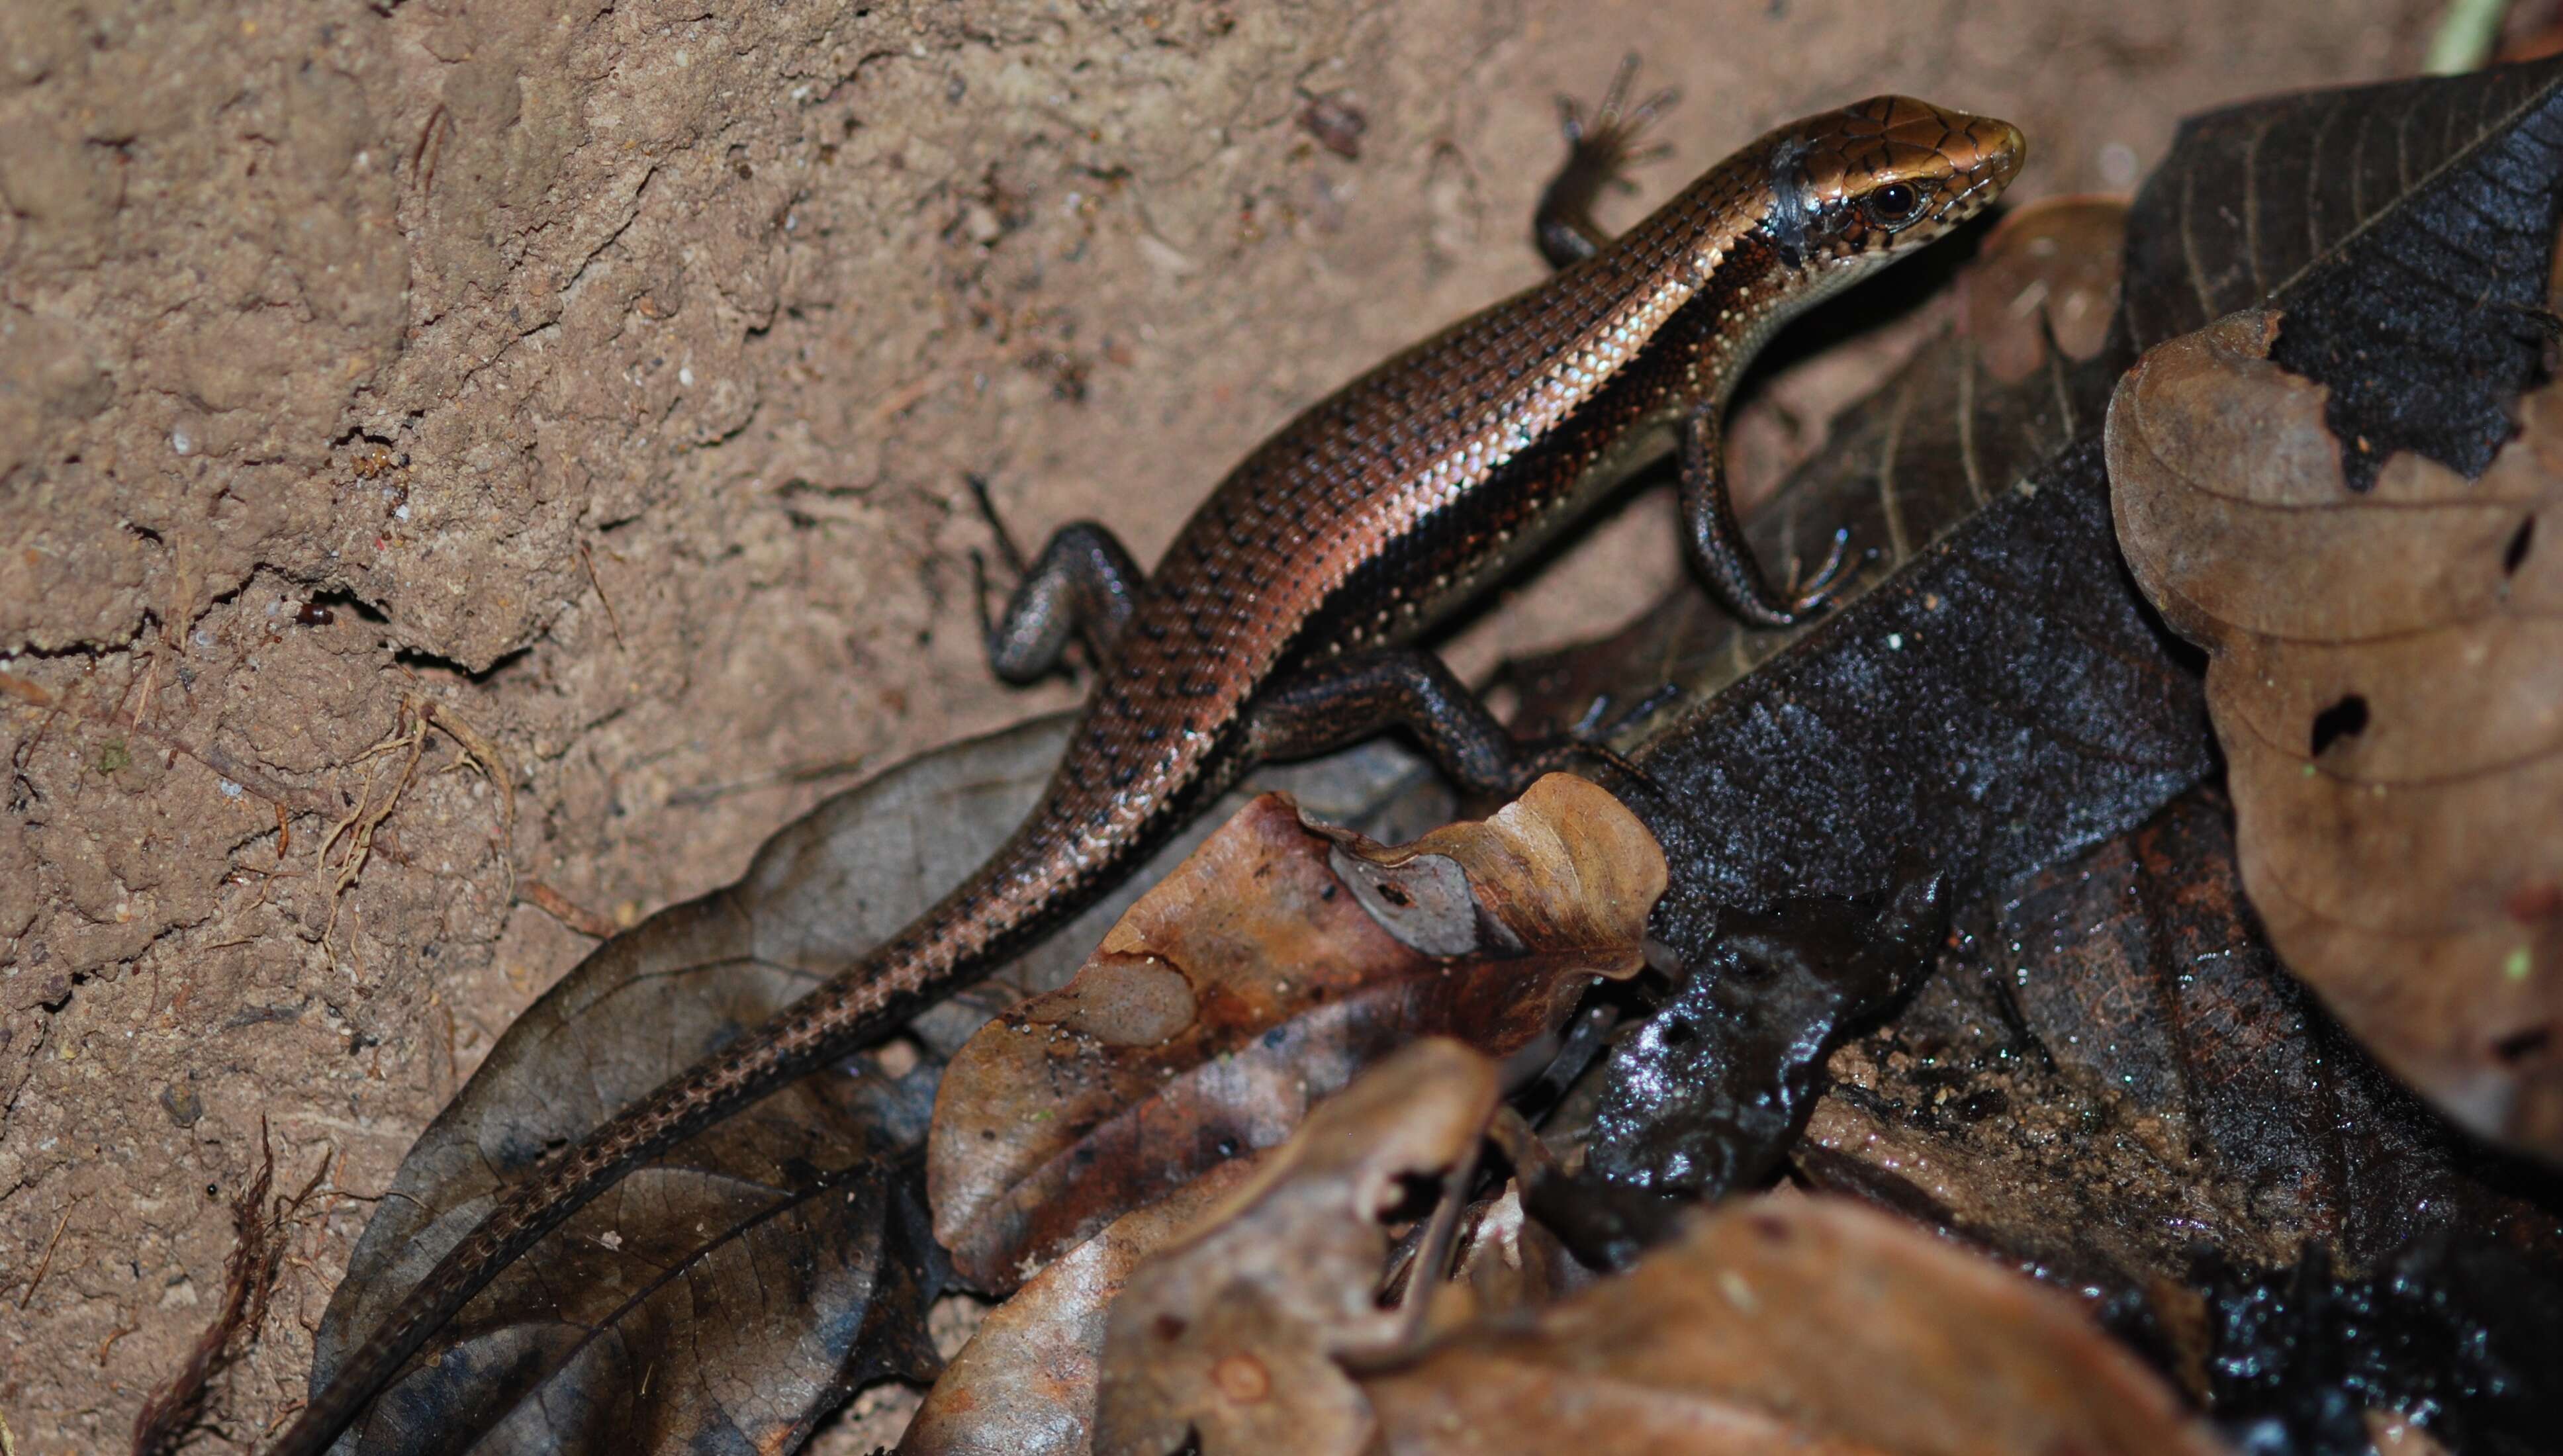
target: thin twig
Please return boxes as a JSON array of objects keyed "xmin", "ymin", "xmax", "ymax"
[
  {"xmin": 1, "ymin": 669, "xmax": 311, "ymax": 813},
  {"xmin": 319, "ymin": 702, "xmax": 431, "ymax": 956},
  {"xmin": 16, "ymin": 1208, "xmax": 70, "ymax": 1310},
  {"xmin": 578, "ymin": 542, "xmax": 627, "ymax": 651},
  {"xmin": 522, "ymin": 878, "xmax": 621, "ymax": 939}
]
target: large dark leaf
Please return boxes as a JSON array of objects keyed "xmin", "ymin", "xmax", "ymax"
[
  {"xmin": 310, "ymin": 718, "xmax": 1446, "ymax": 1453},
  {"xmin": 2117, "ymin": 60, "xmax": 2563, "ymax": 354}
]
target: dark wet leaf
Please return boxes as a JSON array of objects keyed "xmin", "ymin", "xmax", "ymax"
[
  {"xmin": 1796, "ymin": 788, "xmax": 2563, "ymax": 1433},
  {"xmin": 1361, "ymin": 1198, "xmax": 2230, "ymax": 1456},
  {"xmin": 1548, "ymin": 864, "xmax": 1947, "ymax": 1266},
  {"xmin": 2116, "ymin": 60, "xmax": 2563, "ymax": 355},
  {"xmin": 2200, "ymin": 1240, "xmax": 2563, "ymax": 1456},
  {"xmin": 311, "ymin": 718, "xmax": 1448, "ymax": 1454},
  {"xmin": 928, "ymin": 775, "xmax": 1659, "ymax": 1292}
]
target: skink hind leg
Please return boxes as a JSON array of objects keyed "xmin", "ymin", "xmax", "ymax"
[
  {"xmin": 1244, "ymin": 649, "xmax": 1650, "ymax": 799},
  {"xmin": 1678, "ymin": 408, "xmax": 1858, "ymax": 629},
  {"xmin": 967, "ymin": 474, "xmax": 1144, "ymax": 683},
  {"xmin": 1534, "ymin": 54, "xmax": 1679, "ymax": 270}
]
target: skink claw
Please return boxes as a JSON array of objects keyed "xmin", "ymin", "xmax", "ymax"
[
  {"xmin": 1570, "ymin": 680, "xmax": 1684, "ymax": 743},
  {"xmin": 1785, "ymin": 527, "xmax": 1859, "ymax": 617},
  {"xmin": 965, "ymin": 472, "xmax": 1031, "ymax": 576}
]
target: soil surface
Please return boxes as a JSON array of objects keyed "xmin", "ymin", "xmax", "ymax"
[{"xmin": 0, "ymin": 0, "xmax": 2427, "ymax": 1448}]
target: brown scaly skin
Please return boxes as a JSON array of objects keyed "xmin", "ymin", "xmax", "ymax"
[{"xmin": 275, "ymin": 89, "xmax": 2022, "ymax": 1455}]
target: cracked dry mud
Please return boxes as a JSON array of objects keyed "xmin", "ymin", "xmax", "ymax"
[{"xmin": 0, "ymin": 0, "xmax": 2417, "ymax": 1448}]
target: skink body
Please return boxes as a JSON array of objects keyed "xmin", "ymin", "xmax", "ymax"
[{"xmin": 276, "ymin": 88, "xmax": 2022, "ymax": 1455}]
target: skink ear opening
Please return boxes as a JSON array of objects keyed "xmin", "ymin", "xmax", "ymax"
[{"xmin": 1765, "ymin": 136, "xmax": 1815, "ymax": 265}]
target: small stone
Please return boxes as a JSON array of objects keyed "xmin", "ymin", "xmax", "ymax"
[{"xmin": 160, "ymin": 1084, "xmax": 204, "ymax": 1127}]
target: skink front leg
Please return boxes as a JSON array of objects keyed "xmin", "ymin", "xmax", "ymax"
[
  {"xmin": 1677, "ymin": 406, "xmax": 1853, "ymax": 629},
  {"xmin": 1244, "ymin": 649, "xmax": 1643, "ymax": 798},
  {"xmin": 968, "ymin": 475, "xmax": 1145, "ymax": 682},
  {"xmin": 1534, "ymin": 55, "xmax": 1679, "ymax": 270}
]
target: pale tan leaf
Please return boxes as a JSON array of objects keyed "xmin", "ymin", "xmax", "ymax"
[{"xmin": 2107, "ymin": 310, "xmax": 2563, "ymax": 1153}]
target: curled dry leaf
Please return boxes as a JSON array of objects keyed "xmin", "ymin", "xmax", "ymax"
[
  {"xmin": 1956, "ymin": 195, "xmax": 2129, "ymax": 381},
  {"xmin": 2110, "ymin": 310, "xmax": 2563, "ymax": 1155},
  {"xmin": 1094, "ymin": 1038, "xmax": 1501, "ymax": 1456},
  {"xmin": 1359, "ymin": 1198, "xmax": 2231, "ymax": 1456},
  {"xmin": 901, "ymin": 1156, "xmax": 1265, "ymax": 1456},
  {"xmin": 904, "ymin": 1136, "xmax": 1578, "ymax": 1456},
  {"xmin": 928, "ymin": 774, "xmax": 1661, "ymax": 1291},
  {"xmin": 1428, "ymin": 1177, "xmax": 1590, "ymax": 1338}
]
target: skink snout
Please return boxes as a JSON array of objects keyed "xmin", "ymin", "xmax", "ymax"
[{"xmin": 1963, "ymin": 116, "xmax": 2028, "ymax": 193}]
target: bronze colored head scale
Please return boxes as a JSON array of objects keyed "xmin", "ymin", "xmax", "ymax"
[{"xmin": 1762, "ymin": 96, "xmax": 2027, "ymax": 272}]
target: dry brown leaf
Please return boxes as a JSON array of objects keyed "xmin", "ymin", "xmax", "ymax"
[
  {"xmin": 1094, "ymin": 1038, "xmax": 1501, "ymax": 1456},
  {"xmin": 902, "ymin": 1156, "xmax": 1265, "ymax": 1456},
  {"xmin": 2108, "ymin": 310, "xmax": 2563, "ymax": 1153},
  {"xmin": 929, "ymin": 774, "xmax": 1661, "ymax": 1290},
  {"xmin": 1956, "ymin": 194, "xmax": 2129, "ymax": 382},
  {"xmin": 908, "ymin": 1091, "xmax": 1581, "ymax": 1455},
  {"xmin": 1359, "ymin": 1198, "xmax": 2231, "ymax": 1456}
]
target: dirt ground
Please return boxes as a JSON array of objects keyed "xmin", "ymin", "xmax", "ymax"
[{"xmin": 0, "ymin": 0, "xmax": 2438, "ymax": 1448}]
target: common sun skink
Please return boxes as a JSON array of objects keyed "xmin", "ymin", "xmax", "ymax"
[{"xmin": 275, "ymin": 78, "xmax": 2023, "ymax": 1453}]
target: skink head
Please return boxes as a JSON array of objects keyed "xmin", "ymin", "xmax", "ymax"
[{"xmin": 1761, "ymin": 97, "xmax": 2026, "ymax": 271}]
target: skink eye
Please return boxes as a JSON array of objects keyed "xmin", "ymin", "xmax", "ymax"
[{"xmin": 1862, "ymin": 181, "xmax": 1928, "ymax": 228}]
